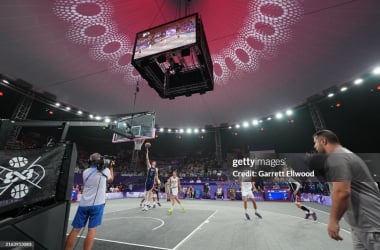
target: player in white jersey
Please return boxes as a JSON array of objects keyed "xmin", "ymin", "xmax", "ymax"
[
  {"xmin": 241, "ymin": 177, "xmax": 262, "ymax": 220},
  {"xmin": 167, "ymin": 170, "xmax": 186, "ymax": 214}
]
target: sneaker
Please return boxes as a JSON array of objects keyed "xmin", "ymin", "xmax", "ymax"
[
  {"xmin": 181, "ymin": 206, "xmax": 186, "ymax": 212},
  {"xmin": 157, "ymin": 202, "xmax": 161, "ymax": 207},
  {"xmin": 153, "ymin": 204, "xmax": 156, "ymax": 208},
  {"xmin": 245, "ymin": 213, "xmax": 251, "ymax": 220},
  {"xmin": 311, "ymin": 212, "xmax": 317, "ymax": 221},
  {"xmin": 255, "ymin": 212, "xmax": 262, "ymax": 219},
  {"xmin": 304, "ymin": 212, "xmax": 310, "ymax": 219},
  {"xmin": 142, "ymin": 206, "xmax": 149, "ymax": 211},
  {"xmin": 167, "ymin": 209, "xmax": 173, "ymax": 215}
]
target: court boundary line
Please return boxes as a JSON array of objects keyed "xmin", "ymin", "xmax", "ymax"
[
  {"xmin": 102, "ymin": 216, "xmax": 165, "ymax": 231},
  {"xmin": 71, "ymin": 207, "xmax": 217, "ymax": 250},
  {"xmin": 172, "ymin": 209, "xmax": 218, "ymax": 250},
  {"xmin": 302, "ymin": 206, "xmax": 352, "ymax": 234},
  {"xmin": 68, "ymin": 206, "xmax": 136, "ymax": 221},
  {"xmin": 75, "ymin": 235, "xmax": 172, "ymax": 250},
  {"xmin": 265, "ymin": 210, "xmax": 351, "ymax": 235}
]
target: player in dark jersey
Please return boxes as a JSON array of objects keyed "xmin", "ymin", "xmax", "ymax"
[
  {"xmin": 142, "ymin": 147, "xmax": 159, "ymax": 211},
  {"xmin": 289, "ymin": 180, "xmax": 317, "ymax": 220},
  {"xmin": 152, "ymin": 182, "xmax": 161, "ymax": 208}
]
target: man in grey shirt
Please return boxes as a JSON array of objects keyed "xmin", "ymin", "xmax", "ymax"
[{"xmin": 313, "ymin": 130, "xmax": 380, "ymax": 250}]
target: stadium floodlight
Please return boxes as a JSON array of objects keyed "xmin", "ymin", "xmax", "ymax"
[
  {"xmin": 285, "ymin": 109, "xmax": 293, "ymax": 116},
  {"xmin": 372, "ymin": 66, "xmax": 380, "ymax": 75},
  {"xmin": 354, "ymin": 78, "xmax": 363, "ymax": 85}
]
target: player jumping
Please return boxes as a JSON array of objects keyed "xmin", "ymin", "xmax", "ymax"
[{"xmin": 142, "ymin": 147, "xmax": 159, "ymax": 211}]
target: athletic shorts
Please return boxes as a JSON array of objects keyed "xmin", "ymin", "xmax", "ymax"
[
  {"xmin": 146, "ymin": 181, "xmax": 154, "ymax": 191},
  {"xmin": 72, "ymin": 204, "xmax": 105, "ymax": 229},
  {"xmin": 295, "ymin": 195, "xmax": 301, "ymax": 203},
  {"xmin": 241, "ymin": 189, "xmax": 254, "ymax": 199},
  {"xmin": 171, "ymin": 187, "xmax": 178, "ymax": 196}
]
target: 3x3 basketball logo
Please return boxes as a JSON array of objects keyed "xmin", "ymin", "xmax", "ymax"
[{"xmin": 0, "ymin": 156, "xmax": 46, "ymax": 199}]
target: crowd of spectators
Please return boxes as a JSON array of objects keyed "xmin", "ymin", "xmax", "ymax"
[{"xmin": 73, "ymin": 149, "xmax": 331, "ymax": 199}]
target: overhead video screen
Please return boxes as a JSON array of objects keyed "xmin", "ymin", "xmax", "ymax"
[{"xmin": 133, "ymin": 14, "xmax": 197, "ymax": 60}]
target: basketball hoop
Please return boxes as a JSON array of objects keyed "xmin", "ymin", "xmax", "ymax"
[{"xmin": 134, "ymin": 138, "xmax": 145, "ymax": 151}]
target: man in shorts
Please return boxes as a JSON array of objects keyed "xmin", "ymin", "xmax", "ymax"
[
  {"xmin": 65, "ymin": 153, "xmax": 114, "ymax": 250},
  {"xmin": 241, "ymin": 176, "xmax": 262, "ymax": 220}
]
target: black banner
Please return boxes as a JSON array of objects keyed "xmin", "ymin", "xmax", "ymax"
[{"xmin": 0, "ymin": 144, "xmax": 67, "ymax": 215}]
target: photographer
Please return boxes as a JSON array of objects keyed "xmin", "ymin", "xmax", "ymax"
[{"xmin": 65, "ymin": 153, "xmax": 114, "ymax": 250}]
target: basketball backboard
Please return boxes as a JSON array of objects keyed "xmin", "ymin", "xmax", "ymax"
[{"xmin": 111, "ymin": 111, "xmax": 156, "ymax": 143}]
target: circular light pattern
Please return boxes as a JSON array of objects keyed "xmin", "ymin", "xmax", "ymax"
[
  {"xmin": 260, "ymin": 3, "xmax": 284, "ymax": 18},
  {"xmin": 53, "ymin": 0, "xmax": 302, "ymax": 86},
  {"xmin": 53, "ymin": 0, "xmax": 113, "ymax": 25},
  {"xmin": 213, "ymin": 0, "xmax": 302, "ymax": 84},
  {"xmin": 224, "ymin": 57, "xmax": 236, "ymax": 72},
  {"xmin": 89, "ymin": 34, "xmax": 131, "ymax": 61},
  {"xmin": 67, "ymin": 22, "xmax": 118, "ymax": 45}
]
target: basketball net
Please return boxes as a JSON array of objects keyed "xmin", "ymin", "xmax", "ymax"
[{"xmin": 134, "ymin": 138, "xmax": 145, "ymax": 151}]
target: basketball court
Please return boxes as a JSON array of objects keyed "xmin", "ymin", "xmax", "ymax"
[{"xmin": 67, "ymin": 198, "xmax": 353, "ymax": 250}]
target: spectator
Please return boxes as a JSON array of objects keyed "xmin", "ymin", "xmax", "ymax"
[
  {"xmin": 189, "ymin": 186, "xmax": 194, "ymax": 199},
  {"xmin": 215, "ymin": 186, "xmax": 224, "ymax": 200},
  {"xmin": 317, "ymin": 182, "xmax": 325, "ymax": 195},
  {"xmin": 203, "ymin": 182, "xmax": 210, "ymax": 199}
]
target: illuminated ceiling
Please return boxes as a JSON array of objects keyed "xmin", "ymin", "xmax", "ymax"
[{"xmin": 1, "ymin": 0, "xmax": 380, "ymax": 127}]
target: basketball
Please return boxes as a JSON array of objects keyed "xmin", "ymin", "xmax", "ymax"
[
  {"xmin": 9, "ymin": 157, "xmax": 29, "ymax": 168},
  {"xmin": 145, "ymin": 142, "xmax": 151, "ymax": 148},
  {"xmin": 10, "ymin": 184, "xmax": 29, "ymax": 199}
]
